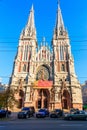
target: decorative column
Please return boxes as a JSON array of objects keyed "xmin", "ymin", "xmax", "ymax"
[{"xmin": 41, "ymin": 90, "xmax": 44, "ymax": 108}]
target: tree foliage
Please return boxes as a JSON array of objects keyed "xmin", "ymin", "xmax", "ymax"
[{"xmin": 0, "ymin": 87, "xmax": 18, "ymax": 110}]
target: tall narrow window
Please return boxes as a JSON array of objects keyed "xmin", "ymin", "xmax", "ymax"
[
  {"xmin": 25, "ymin": 45, "xmax": 28, "ymax": 61},
  {"xmin": 59, "ymin": 26, "xmax": 63, "ymax": 35},
  {"xmin": 61, "ymin": 64, "xmax": 65, "ymax": 71},
  {"xmin": 23, "ymin": 45, "xmax": 30, "ymax": 61},
  {"xmin": 23, "ymin": 64, "xmax": 26, "ymax": 72},
  {"xmin": 60, "ymin": 45, "xmax": 64, "ymax": 60}
]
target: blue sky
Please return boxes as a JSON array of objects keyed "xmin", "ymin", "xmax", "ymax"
[{"xmin": 0, "ymin": 0, "xmax": 87, "ymax": 84}]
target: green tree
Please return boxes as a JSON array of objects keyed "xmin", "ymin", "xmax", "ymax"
[
  {"xmin": 0, "ymin": 87, "xmax": 18, "ymax": 110},
  {"xmin": 0, "ymin": 92, "xmax": 5, "ymax": 109}
]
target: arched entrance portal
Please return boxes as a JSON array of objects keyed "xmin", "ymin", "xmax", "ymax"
[
  {"xmin": 37, "ymin": 89, "xmax": 50, "ymax": 109},
  {"xmin": 18, "ymin": 89, "xmax": 24, "ymax": 108},
  {"xmin": 62, "ymin": 90, "xmax": 71, "ymax": 109}
]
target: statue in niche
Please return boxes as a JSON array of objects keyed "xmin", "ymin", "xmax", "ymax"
[
  {"xmin": 50, "ymin": 87, "xmax": 55, "ymax": 101},
  {"xmin": 60, "ymin": 77, "xmax": 67, "ymax": 95}
]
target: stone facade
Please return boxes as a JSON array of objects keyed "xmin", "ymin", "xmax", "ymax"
[
  {"xmin": 82, "ymin": 81, "xmax": 87, "ymax": 105},
  {"xmin": 9, "ymin": 3, "xmax": 83, "ymax": 111}
]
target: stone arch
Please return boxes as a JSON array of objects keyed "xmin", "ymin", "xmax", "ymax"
[
  {"xmin": 36, "ymin": 64, "xmax": 51, "ymax": 74},
  {"xmin": 61, "ymin": 89, "xmax": 71, "ymax": 109},
  {"xmin": 18, "ymin": 89, "xmax": 25, "ymax": 108},
  {"xmin": 36, "ymin": 89, "xmax": 50, "ymax": 109},
  {"xmin": 36, "ymin": 64, "xmax": 52, "ymax": 80}
]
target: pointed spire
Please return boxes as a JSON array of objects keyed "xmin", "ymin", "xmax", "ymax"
[
  {"xmin": 41, "ymin": 42, "xmax": 42, "ymax": 47},
  {"xmin": 28, "ymin": 4, "xmax": 35, "ymax": 28},
  {"xmin": 31, "ymin": 4, "xmax": 34, "ymax": 11},
  {"xmin": 54, "ymin": 0, "xmax": 65, "ymax": 38},
  {"xmin": 42, "ymin": 37, "xmax": 46, "ymax": 46},
  {"xmin": 57, "ymin": 0, "xmax": 60, "ymax": 8},
  {"xmin": 22, "ymin": 4, "xmax": 36, "ymax": 39}
]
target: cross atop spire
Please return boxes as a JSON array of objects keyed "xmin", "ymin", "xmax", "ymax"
[
  {"xmin": 57, "ymin": 0, "xmax": 60, "ymax": 11},
  {"xmin": 57, "ymin": 0, "xmax": 60, "ymax": 7},
  {"xmin": 31, "ymin": 4, "xmax": 34, "ymax": 11}
]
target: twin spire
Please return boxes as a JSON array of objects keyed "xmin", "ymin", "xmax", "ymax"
[
  {"xmin": 21, "ymin": 1, "xmax": 65, "ymax": 39},
  {"xmin": 56, "ymin": 0, "xmax": 65, "ymax": 31},
  {"xmin": 20, "ymin": 4, "xmax": 36, "ymax": 39},
  {"xmin": 54, "ymin": 0, "xmax": 66, "ymax": 38},
  {"xmin": 27, "ymin": 4, "xmax": 35, "ymax": 29}
]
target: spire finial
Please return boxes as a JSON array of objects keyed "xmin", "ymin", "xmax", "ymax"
[
  {"xmin": 31, "ymin": 4, "xmax": 34, "ymax": 11},
  {"xmin": 42, "ymin": 37, "xmax": 46, "ymax": 46},
  {"xmin": 58, "ymin": 0, "xmax": 60, "ymax": 7}
]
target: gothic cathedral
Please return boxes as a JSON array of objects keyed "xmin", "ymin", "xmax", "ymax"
[{"xmin": 9, "ymin": 3, "xmax": 82, "ymax": 110}]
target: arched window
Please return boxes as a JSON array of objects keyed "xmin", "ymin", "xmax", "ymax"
[
  {"xmin": 59, "ymin": 26, "xmax": 63, "ymax": 35},
  {"xmin": 61, "ymin": 64, "xmax": 65, "ymax": 71},
  {"xmin": 23, "ymin": 64, "xmax": 26, "ymax": 72},
  {"xmin": 60, "ymin": 45, "xmax": 64, "ymax": 60}
]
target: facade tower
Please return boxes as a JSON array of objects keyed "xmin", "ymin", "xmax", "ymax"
[{"xmin": 9, "ymin": 2, "xmax": 82, "ymax": 110}]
